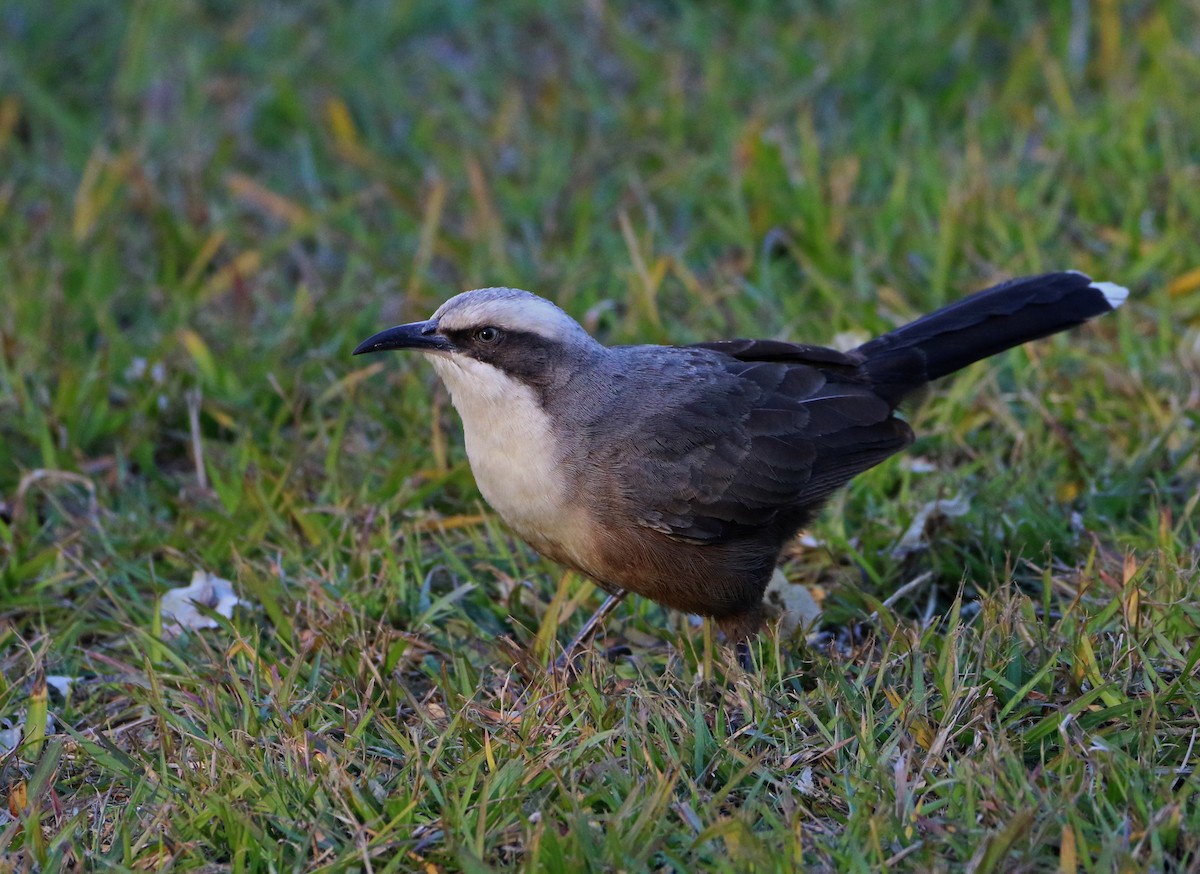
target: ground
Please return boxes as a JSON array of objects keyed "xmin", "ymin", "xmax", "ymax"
[{"xmin": 1, "ymin": 1, "xmax": 1199, "ymax": 870}]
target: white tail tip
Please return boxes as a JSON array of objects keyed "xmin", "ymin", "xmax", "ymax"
[{"xmin": 1090, "ymin": 280, "xmax": 1129, "ymax": 310}]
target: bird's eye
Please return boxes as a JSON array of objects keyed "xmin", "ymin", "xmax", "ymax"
[{"xmin": 475, "ymin": 326, "xmax": 501, "ymax": 344}]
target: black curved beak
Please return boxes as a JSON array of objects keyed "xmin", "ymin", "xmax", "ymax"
[{"xmin": 352, "ymin": 320, "xmax": 454, "ymax": 355}]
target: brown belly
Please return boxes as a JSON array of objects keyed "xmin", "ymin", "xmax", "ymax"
[{"xmin": 580, "ymin": 525, "xmax": 779, "ymax": 619}]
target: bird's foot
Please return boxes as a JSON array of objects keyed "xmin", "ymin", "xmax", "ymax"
[
  {"xmin": 551, "ymin": 590, "xmax": 628, "ymax": 675},
  {"xmin": 735, "ymin": 639, "xmax": 755, "ymax": 671}
]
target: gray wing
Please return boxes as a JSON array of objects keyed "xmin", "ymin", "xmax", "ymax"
[{"xmin": 604, "ymin": 341, "xmax": 913, "ymax": 544}]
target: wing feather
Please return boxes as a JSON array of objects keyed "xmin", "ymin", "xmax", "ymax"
[{"xmin": 598, "ymin": 341, "xmax": 911, "ymax": 543}]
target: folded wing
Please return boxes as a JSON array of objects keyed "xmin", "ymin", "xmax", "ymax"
[{"xmin": 606, "ymin": 341, "xmax": 913, "ymax": 544}]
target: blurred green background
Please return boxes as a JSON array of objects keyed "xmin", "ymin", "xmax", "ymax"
[{"xmin": 1, "ymin": 0, "xmax": 1198, "ymax": 869}]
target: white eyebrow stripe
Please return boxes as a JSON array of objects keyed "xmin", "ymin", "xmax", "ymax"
[{"xmin": 433, "ymin": 288, "xmax": 585, "ymax": 342}]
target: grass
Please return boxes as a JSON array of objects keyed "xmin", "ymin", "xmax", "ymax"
[{"xmin": 1, "ymin": 0, "xmax": 1198, "ymax": 869}]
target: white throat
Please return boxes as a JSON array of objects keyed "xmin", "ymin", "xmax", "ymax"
[{"xmin": 427, "ymin": 354, "xmax": 583, "ymax": 560}]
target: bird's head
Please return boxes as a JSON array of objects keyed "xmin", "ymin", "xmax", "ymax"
[{"xmin": 353, "ymin": 287, "xmax": 603, "ymax": 402}]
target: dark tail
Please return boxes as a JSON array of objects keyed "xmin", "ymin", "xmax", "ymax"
[{"xmin": 857, "ymin": 271, "xmax": 1127, "ymax": 403}]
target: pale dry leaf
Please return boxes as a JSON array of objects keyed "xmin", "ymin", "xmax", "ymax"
[
  {"xmin": 160, "ymin": 570, "xmax": 244, "ymax": 637},
  {"xmin": 891, "ymin": 494, "xmax": 971, "ymax": 560},
  {"xmin": 829, "ymin": 330, "xmax": 870, "ymax": 352},
  {"xmin": 0, "ymin": 714, "xmax": 56, "ymax": 756},
  {"xmin": 45, "ymin": 675, "xmax": 75, "ymax": 698},
  {"xmin": 0, "ymin": 721, "xmax": 21, "ymax": 755},
  {"xmin": 900, "ymin": 456, "xmax": 938, "ymax": 474},
  {"xmin": 793, "ymin": 766, "xmax": 816, "ymax": 796},
  {"xmin": 763, "ymin": 568, "xmax": 822, "ymax": 639}
]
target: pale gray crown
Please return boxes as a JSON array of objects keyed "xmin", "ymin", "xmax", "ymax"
[{"xmin": 432, "ymin": 287, "xmax": 594, "ymax": 347}]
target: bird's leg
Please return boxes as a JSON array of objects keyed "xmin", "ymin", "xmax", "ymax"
[
  {"xmin": 554, "ymin": 590, "xmax": 627, "ymax": 671},
  {"xmin": 717, "ymin": 608, "xmax": 764, "ymax": 672}
]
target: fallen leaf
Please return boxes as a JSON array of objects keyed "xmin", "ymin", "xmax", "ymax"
[
  {"xmin": 901, "ymin": 456, "xmax": 939, "ymax": 474},
  {"xmin": 763, "ymin": 568, "xmax": 822, "ymax": 639},
  {"xmin": 0, "ymin": 722, "xmax": 21, "ymax": 755},
  {"xmin": 160, "ymin": 570, "xmax": 244, "ymax": 637},
  {"xmin": 830, "ymin": 330, "xmax": 870, "ymax": 352},
  {"xmin": 7, "ymin": 780, "xmax": 27, "ymax": 817},
  {"xmin": 793, "ymin": 767, "xmax": 816, "ymax": 796},
  {"xmin": 891, "ymin": 495, "xmax": 971, "ymax": 559},
  {"xmin": 45, "ymin": 676, "xmax": 74, "ymax": 698}
]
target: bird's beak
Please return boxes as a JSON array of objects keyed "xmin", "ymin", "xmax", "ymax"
[{"xmin": 352, "ymin": 320, "xmax": 454, "ymax": 355}]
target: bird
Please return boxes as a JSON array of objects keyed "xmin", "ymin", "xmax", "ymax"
[{"xmin": 354, "ymin": 271, "xmax": 1127, "ymax": 668}]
